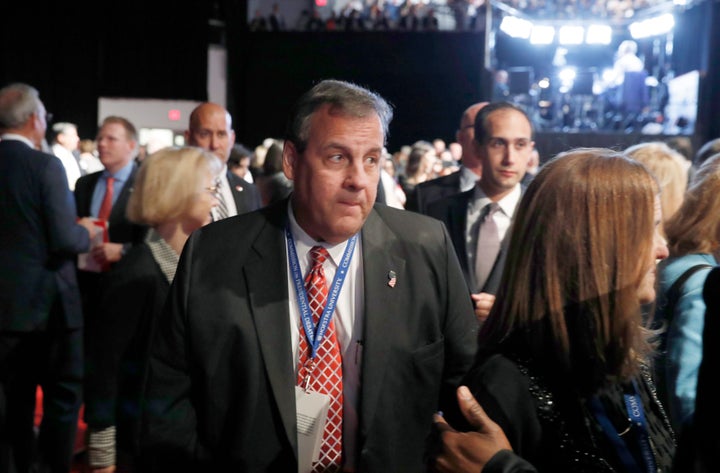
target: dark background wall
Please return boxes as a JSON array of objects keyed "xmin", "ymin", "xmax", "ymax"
[
  {"xmin": 228, "ymin": 31, "xmax": 488, "ymax": 152},
  {"xmin": 2, "ymin": 0, "xmax": 719, "ymax": 155}
]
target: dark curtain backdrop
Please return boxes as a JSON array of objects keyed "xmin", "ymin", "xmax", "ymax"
[
  {"xmin": 2, "ymin": 1, "xmax": 719, "ymax": 146},
  {"xmin": 1, "ymin": 0, "xmax": 209, "ymax": 139},
  {"xmin": 226, "ymin": 31, "xmax": 489, "ymax": 153}
]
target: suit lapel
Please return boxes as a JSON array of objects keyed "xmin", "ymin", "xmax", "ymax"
[
  {"xmin": 244, "ymin": 206, "xmax": 298, "ymax": 454},
  {"xmin": 227, "ymin": 170, "xmax": 250, "ymax": 214},
  {"xmin": 448, "ymin": 191, "xmax": 472, "ymax": 277},
  {"xmin": 110, "ymin": 164, "xmax": 136, "ymax": 224},
  {"xmin": 77, "ymin": 172, "xmax": 101, "ymax": 216},
  {"xmin": 358, "ymin": 209, "xmax": 406, "ymax": 434}
]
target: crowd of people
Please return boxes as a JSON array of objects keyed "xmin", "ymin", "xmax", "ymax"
[
  {"xmin": 246, "ymin": 0, "xmax": 677, "ymax": 33},
  {"xmin": 1, "ymin": 77, "xmax": 719, "ymax": 473}
]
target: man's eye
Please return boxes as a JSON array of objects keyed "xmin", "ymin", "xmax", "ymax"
[
  {"xmin": 329, "ymin": 154, "xmax": 343, "ymax": 162},
  {"xmin": 489, "ymin": 139, "xmax": 505, "ymax": 148}
]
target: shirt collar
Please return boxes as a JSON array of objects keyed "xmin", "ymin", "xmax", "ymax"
[
  {"xmin": 1, "ymin": 133, "xmax": 35, "ymax": 149},
  {"xmin": 286, "ymin": 200, "xmax": 350, "ymax": 268},
  {"xmin": 471, "ymin": 183, "xmax": 522, "ymax": 217},
  {"xmin": 459, "ymin": 165, "xmax": 481, "ymax": 192},
  {"xmin": 105, "ymin": 159, "xmax": 135, "ymax": 182}
]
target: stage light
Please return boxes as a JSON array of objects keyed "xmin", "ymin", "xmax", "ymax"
[
  {"xmin": 500, "ymin": 16, "xmax": 532, "ymax": 39},
  {"xmin": 586, "ymin": 25, "xmax": 612, "ymax": 45},
  {"xmin": 538, "ymin": 77, "xmax": 550, "ymax": 88},
  {"xmin": 558, "ymin": 67, "xmax": 576, "ymax": 83},
  {"xmin": 558, "ymin": 25, "xmax": 584, "ymax": 45},
  {"xmin": 530, "ymin": 25, "xmax": 555, "ymax": 45},
  {"xmin": 629, "ymin": 13, "xmax": 675, "ymax": 39}
]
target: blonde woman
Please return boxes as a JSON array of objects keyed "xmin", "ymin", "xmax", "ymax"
[
  {"xmin": 626, "ymin": 141, "xmax": 688, "ymax": 235},
  {"xmin": 84, "ymin": 146, "xmax": 221, "ymax": 472}
]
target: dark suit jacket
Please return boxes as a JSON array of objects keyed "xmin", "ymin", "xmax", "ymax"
[
  {"xmin": 426, "ymin": 188, "xmax": 521, "ymax": 295},
  {"xmin": 227, "ymin": 170, "xmax": 262, "ymax": 214},
  {"xmin": 85, "ymin": 243, "xmax": 170, "ymax": 457},
  {"xmin": 74, "ymin": 165, "xmax": 147, "ymax": 245},
  {"xmin": 140, "ymin": 199, "xmax": 477, "ymax": 472},
  {"xmin": 405, "ymin": 170, "xmax": 462, "ymax": 214},
  {"xmin": 0, "ymin": 139, "xmax": 90, "ymax": 330},
  {"xmin": 673, "ymin": 265, "xmax": 720, "ymax": 472}
]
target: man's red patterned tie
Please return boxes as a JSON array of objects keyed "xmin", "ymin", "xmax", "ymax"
[{"xmin": 296, "ymin": 246, "xmax": 343, "ymax": 472}]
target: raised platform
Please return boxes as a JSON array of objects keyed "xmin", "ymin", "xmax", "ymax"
[{"xmin": 533, "ymin": 131, "xmax": 700, "ymax": 164}]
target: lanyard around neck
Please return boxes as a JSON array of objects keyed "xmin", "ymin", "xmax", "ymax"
[
  {"xmin": 286, "ymin": 227, "xmax": 358, "ymax": 359},
  {"xmin": 589, "ymin": 379, "xmax": 656, "ymax": 473}
]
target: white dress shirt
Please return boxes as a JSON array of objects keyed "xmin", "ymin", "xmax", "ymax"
[
  {"xmin": 286, "ymin": 203, "xmax": 364, "ymax": 470},
  {"xmin": 465, "ymin": 183, "xmax": 522, "ymax": 277}
]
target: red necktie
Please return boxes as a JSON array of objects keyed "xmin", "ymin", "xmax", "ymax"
[
  {"xmin": 296, "ymin": 246, "xmax": 343, "ymax": 472},
  {"xmin": 98, "ymin": 176, "xmax": 115, "ymax": 221}
]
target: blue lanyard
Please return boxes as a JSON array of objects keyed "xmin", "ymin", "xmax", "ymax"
[
  {"xmin": 286, "ymin": 228, "xmax": 357, "ymax": 359},
  {"xmin": 589, "ymin": 380, "xmax": 656, "ymax": 473}
]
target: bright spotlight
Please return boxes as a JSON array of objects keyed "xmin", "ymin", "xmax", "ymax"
[
  {"xmin": 629, "ymin": 13, "xmax": 675, "ymax": 39},
  {"xmin": 586, "ymin": 25, "xmax": 612, "ymax": 45},
  {"xmin": 530, "ymin": 25, "xmax": 555, "ymax": 45},
  {"xmin": 500, "ymin": 16, "xmax": 533, "ymax": 39},
  {"xmin": 558, "ymin": 25, "xmax": 585, "ymax": 45},
  {"xmin": 558, "ymin": 67, "xmax": 576, "ymax": 84}
]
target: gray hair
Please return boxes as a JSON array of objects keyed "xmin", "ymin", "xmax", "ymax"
[
  {"xmin": 0, "ymin": 83, "xmax": 42, "ymax": 130},
  {"xmin": 51, "ymin": 122, "xmax": 78, "ymax": 139},
  {"xmin": 285, "ymin": 79, "xmax": 393, "ymax": 153}
]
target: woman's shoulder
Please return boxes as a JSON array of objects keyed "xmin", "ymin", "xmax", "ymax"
[{"xmin": 658, "ymin": 253, "xmax": 716, "ymax": 291}]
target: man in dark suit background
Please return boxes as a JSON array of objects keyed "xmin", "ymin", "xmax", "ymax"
[
  {"xmin": 185, "ymin": 102, "xmax": 261, "ymax": 218},
  {"xmin": 74, "ymin": 116, "xmax": 147, "ymax": 328},
  {"xmin": 405, "ymin": 102, "xmax": 488, "ymax": 214},
  {"xmin": 0, "ymin": 83, "xmax": 97, "ymax": 473},
  {"xmin": 427, "ymin": 102, "xmax": 533, "ymax": 323},
  {"xmin": 140, "ymin": 79, "xmax": 477, "ymax": 472}
]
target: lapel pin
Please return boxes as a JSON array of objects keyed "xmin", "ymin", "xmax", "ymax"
[
  {"xmin": 387, "ymin": 270, "xmax": 397, "ymax": 288},
  {"xmin": 235, "ymin": 185, "xmax": 244, "ymax": 192}
]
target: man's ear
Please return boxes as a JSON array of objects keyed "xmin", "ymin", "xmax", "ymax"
[{"xmin": 283, "ymin": 141, "xmax": 297, "ymax": 180}]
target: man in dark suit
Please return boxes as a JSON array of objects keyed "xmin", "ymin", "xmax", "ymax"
[
  {"xmin": 140, "ymin": 79, "xmax": 477, "ymax": 472},
  {"xmin": 0, "ymin": 83, "xmax": 97, "ymax": 473},
  {"xmin": 74, "ymin": 116, "xmax": 147, "ymax": 327},
  {"xmin": 405, "ymin": 102, "xmax": 488, "ymax": 214},
  {"xmin": 185, "ymin": 102, "xmax": 261, "ymax": 217},
  {"xmin": 427, "ymin": 102, "xmax": 533, "ymax": 323}
]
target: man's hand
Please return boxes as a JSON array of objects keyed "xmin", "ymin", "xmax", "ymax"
[
  {"xmin": 431, "ymin": 386, "xmax": 512, "ymax": 472},
  {"xmin": 78, "ymin": 217, "xmax": 100, "ymax": 241},
  {"xmin": 471, "ymin": 292, "xmax": 496, "ymax": 323},
  {"xmin": 91, "ymin": 242, "xmax": 124, "ymax": 266}
]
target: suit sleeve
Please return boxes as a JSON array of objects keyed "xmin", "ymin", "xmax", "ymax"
[
  {"xmin": 438, "ymin": 222, "xmax": 478, "ymax": 412},
  {"xmin": 484, "ymin": 450, "xmax": 539, "ymax": 473},
  {"xmin": 140, "ymin": 233, "xmax": 211, "ymax": 468},
  {"xmin": 405, "ymin": 185, "xmax": 420, "ymax": 213},
  {"xmin": 42, "ymin": 153, "xmax": 90, "ymax": 256}
]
